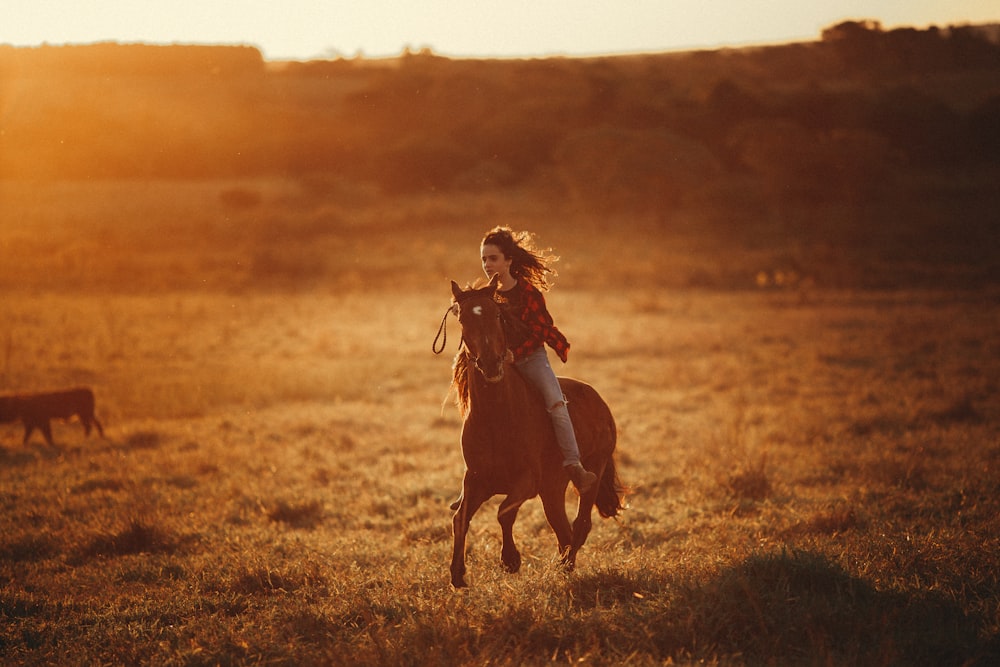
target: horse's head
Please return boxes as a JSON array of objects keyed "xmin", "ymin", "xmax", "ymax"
[{"xmin": 451, "ymin": 275, "xmax": 507, "ymax": 384}]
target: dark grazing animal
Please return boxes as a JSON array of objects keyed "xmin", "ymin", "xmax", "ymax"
[
  {"xmin": 447, "ymin": 277, "xmax": 625, "ymax": 588},
  {"xmin": 0, "ymin": 387, "xmax": 105, "ymax": 446}
]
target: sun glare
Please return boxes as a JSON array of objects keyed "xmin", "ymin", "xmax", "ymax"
[{"xmin": 2, "ymin": 1, "xmax": 997, "ymax": 60}]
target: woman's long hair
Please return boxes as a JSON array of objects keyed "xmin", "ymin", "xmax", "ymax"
[{"xmin": 481, "ymin": 226, "xmax": 559, "ymax": 292}]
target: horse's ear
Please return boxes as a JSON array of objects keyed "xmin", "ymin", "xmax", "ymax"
[
  {"xmin": 487, "ymin": 274, "xmax": 500, "ymax": 290},
  {"xmin": 451, "ymin": 280, "xmax": 463, "ymax": 300}
]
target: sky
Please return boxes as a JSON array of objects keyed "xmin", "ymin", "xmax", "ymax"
[{"xmin": 3, "ymin": 1, "xmax": 998, "ymax": 61}]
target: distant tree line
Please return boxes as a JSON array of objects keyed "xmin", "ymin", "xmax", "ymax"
[
  {"xmin": 1, "ymin": 22, "xmax": 998, "ymax": 208},
  {"xmin": 0, "ymin": 43, "xmax": 264, "ymax": 77},
  {"xmin": 822, "ymin": 20, "xmax": 1000, "ymax": 73}
]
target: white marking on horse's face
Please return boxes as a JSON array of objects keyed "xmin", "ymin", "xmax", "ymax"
[{"xmin": 472, "ymin": 305, "xmax": 483, "ymax": 316}]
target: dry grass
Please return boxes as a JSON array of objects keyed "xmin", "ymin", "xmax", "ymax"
[{"xmin": 1, "ymin": 180, "xmax": 999, "ymax": 665}]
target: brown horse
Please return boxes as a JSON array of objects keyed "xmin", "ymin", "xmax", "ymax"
[
  {"xmin": 0, "ymin": 387, "xmax": 105, "ymax": 446},
  {"xmin": 448, "ymin": 276, "xmax": 624, "ymax": 588}
]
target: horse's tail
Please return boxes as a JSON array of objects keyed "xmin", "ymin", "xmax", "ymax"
[{"xmin": 596, "ymin": 455, "xmax": 627, "ymax": 519}]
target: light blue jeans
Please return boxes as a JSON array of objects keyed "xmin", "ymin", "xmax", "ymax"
[{"xmin": 515, "ymin": 348, "xmax": 581, "ymax": 467}]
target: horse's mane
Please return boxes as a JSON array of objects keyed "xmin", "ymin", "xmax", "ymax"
[{"xmin": 450, "ymin": 348, "xmax": 472, "ymax": 417}]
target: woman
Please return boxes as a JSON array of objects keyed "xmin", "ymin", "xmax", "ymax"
[{"xmin": 478, "ymin": 226, "xmax": 597, "ymax": 494}]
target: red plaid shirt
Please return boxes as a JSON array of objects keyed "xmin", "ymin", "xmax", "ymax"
[{"xmin": 497, "ymin": 281, "xmax": 570, "ymax": 363}]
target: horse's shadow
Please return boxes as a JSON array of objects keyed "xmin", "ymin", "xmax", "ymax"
[
  {"xmin": 0, "ymin": 441, "xmax": 64, "ymax": 466},
  {"xmin": 0, "ymin": 425, "xmax": 169, "ymax": 465},
  {"xmin": 0, "ymin": 429, "xmax": 161, "ymax": 467},
  {"xmin": 569, "ymin": 549, "xmax": 994, "ymax": 665}
]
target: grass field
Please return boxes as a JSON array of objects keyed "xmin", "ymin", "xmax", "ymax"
[{"xmin": 2, "ymin": 179, "xmax": 999, "ymax": 665}]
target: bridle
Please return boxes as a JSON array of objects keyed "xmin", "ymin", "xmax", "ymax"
[
  {"xmin": 471, "ymin": 304, "xmax": 507, "ymax": 383},
  {"xmin": 433, "ymin": 297, "xmax": 509, "ymax": 384}
]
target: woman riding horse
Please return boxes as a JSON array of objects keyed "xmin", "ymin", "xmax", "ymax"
[{"xmin": 445, "ymin": 228, "xmax": 624, "ymax": 588}]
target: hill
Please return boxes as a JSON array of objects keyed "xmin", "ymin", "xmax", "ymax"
[
  {"xmin": 3, "ymin": 21, "xmax": 1000, "ymax": 188},
  {"xmin": 1, "ymin": 20, "xmax": 999, "ymax": 291}
]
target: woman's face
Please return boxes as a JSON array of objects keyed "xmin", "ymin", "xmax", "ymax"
[{"xmin": 481, "ymin": 243, "xmax": 512, "ymax": 281}]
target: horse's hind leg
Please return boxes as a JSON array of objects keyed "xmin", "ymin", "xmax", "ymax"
[
  {"xmin": 565, "ymin": 504, "xmax": 594, "ymax": 569},
  {"xmin": 23, "ymin": 419, "xmax": 53, "ymax": 446},
  {"xmin": 565, "ymin": 466, "xmax": 603, "ymax": 569},
  {"xmin": 539, "ymin": 482, "xmax": 573, "ymax": 559},
  {"xmin": 497, "ymin": 495, "xmax": 526, "ymax": 573}
]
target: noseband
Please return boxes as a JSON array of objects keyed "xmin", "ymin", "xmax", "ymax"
[{"xmin": 474, "ymin": 353, "xmax": 505, "ymax": 384}]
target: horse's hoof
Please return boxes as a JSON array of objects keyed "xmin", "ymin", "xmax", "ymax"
[
  {"xmin": 502, "ymin": 552, "xmax": 522, "ymax": 574},
  {"xmin": 559, "ymin": 554, "xmax": 578, "ymax": 572}
]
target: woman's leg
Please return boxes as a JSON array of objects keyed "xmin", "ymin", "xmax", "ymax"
[
  {"xmin": 515, "ymin": 349, "xmax": 581, "ymax": 466},
  {"xmin": 514, "ymin": 350, "xmax": 596, "ymax": 491}
]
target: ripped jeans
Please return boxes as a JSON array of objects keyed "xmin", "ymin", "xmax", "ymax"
[{"xmin": 515, "ymin": 347, "xmax": 581, "ymax": 467}]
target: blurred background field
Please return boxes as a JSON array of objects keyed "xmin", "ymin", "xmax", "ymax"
[
  {"xmin": 3, "ymin": 21, "xmax": 1000, "ymax": 297},
  {"xmin": 2, "ymin": 23, "xmax": 1000, "ymax": 665}
]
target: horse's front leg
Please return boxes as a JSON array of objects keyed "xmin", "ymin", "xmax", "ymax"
[
  {"xmin": 451, "ymin": 473, "xmax": 487, "ymax": 588},
  {"xmin": 497, "ymin": 495, "xmax": 526, "ymax": 573},
  {"xmin": 497, "ymin": 473, "xmax": 537, "ymax": 574}
]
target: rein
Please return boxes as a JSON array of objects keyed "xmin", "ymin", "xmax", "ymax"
[{"xmin": 432, "ymin": 307, "xmax": 451, "ymax": 354}]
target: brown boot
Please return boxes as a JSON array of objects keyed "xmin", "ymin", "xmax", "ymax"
[{"xmin": 566, "ymin": 463, "xmax": 597, "ymax": 494}]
